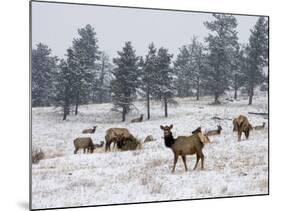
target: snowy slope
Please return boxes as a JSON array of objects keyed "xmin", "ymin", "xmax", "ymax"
[{"xmin": 31, "ymin": 94, "xmax": 268, "ymax": 209}]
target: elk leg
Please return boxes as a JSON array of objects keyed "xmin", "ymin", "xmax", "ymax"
[
  {"xmin": 74, "ymin": 148, "xmax": 78, "ymax": 154},
  {"xmin": 238, "ymin": 130, "xmax": 242, "ymax": 141},
  {"xmin": 172, "ymin": 153, "xmax": 179, "ymax": 173},
  {"xmin": 200, "ymin": 152, "xmax": 205, "ymax": 170},
  {"xmin": 182, "ymin": 155, "xmax": 188, "ymax": 171},
  {"xmin": 245, "ymin": 130, "xmax": 249, "ymax": 139},
  {"xmin": 193, "ymin": 153, "xmax": 200, "ymax": 170}
]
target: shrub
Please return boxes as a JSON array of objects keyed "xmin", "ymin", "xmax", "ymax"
[{"xmin": 32, "ymin": 147, "xmax": 45, "ymax": 164}]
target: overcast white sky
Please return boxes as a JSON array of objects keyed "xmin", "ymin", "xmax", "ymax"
[{"xmin": 32, "ymin": 1, "xmax": 260, "ymax": 60}]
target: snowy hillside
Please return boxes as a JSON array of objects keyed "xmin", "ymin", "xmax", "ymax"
[{"xmin": 31, "ymin": 94, "xmax": 268, "ymax": 209}]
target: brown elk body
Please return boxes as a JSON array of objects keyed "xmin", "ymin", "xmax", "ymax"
[
  {"xmin": 82, "ymin": 126, "xmax": 97, "ymax": 134},
  {"xmin": 233, "ymin": 115, "xmax": 253, "ymax": 141},
  {"xmin": 204, "ymin": 125, "xmax": 222, "ymax": 136},
  {"xmin": 254, "ymin": 122, "xmax": 266, "ymax": 130},
  {"xmin": 131, "ymin": 114, "xmax": 144, "ymax": 123},
  {"xmin": 105, "ymin": 128, "xmax": 130, "ymax": 152},
  {"xmin": 73, "ymin": 137, "xmax": 95, "ymax": 154},
  {"xmin": 160, "ymin": 125, "xmax": 209, "ymax": 173}
]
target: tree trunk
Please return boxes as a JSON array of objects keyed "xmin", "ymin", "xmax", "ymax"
[
  {"xmin": 75, "ymin": 92, "xmax": 80, "ymax": 115},
  {"xmin": 99, "ymin": 59, "xmax": 105, "ymax": 104},
  {"xmin": 146, "ymin": 87, "xmax": 150, "ymax": 120},
  {"xmin": 122, "ymin": 106, "xmax": 126, "ymax": 122},
  {"xmin": 214, "ymin": 93, "xmax": 220, "ymax": 104},
  {"xmin": 248, "ymin": 86, "xmax": 254, "ymax": 105},
  {"xmin": 164, "ymin": 96, "xmax": 168, "ymax": 117},
  {"xmin": 196, "ymin": 77, "xmax": 200, "ymax": 101},
  {"xmin": 234, "ymin": 74, "xmax": 238, "ymax": 100}
]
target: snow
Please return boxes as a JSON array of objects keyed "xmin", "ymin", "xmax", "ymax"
[{"xmin": 31, "ymin": 94, "xmax": 268, "ymax": 209}]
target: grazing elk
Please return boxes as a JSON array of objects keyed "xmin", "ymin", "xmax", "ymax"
[
  {"xmin": 254, "ymin": 122, "xmax": 266, "ymax": 130},
  {"xmin": 94, "ymin": 141, "xmax": 104, "ymax": 148},
  {"xmin": 105, "ymin": 128, "xmax": 130, "ymax": 152},
  {"xmin": 144, "ymin": 135, "xmax": 156, "ymax": 143},
  {"xmin": 160, "ymin": 124, "xmax": 209, "ymax": 173},
  {"xmin": 192, "ymin": 127, "xmax": 202, "ymax": 134},
  {"xmin": 131, "ymin": 114, "xmax": 144, "ymax": 123},
  {"xmin": 73, "ymin": 137, "xmax": 95, "ymax": 154},
  {"xmin": 204, "ymin": 125, "xmax": 222, "ymax": 136},
  {"xmin": 233, "ymin": 115, "xmax": 253, "ymax": 141},
  {"xmin": 82, "ymin": 126, "xmax": 97, "ymax": 134}
]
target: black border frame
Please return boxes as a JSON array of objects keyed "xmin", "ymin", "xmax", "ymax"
[{"xmin": 29, "ymin": 1, "xmax": 270, "ymax": 210}]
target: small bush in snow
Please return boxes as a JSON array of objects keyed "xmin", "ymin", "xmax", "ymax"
[{"xmin": 32, "ymin": 147, "xmax": 45, "ymax": 164}]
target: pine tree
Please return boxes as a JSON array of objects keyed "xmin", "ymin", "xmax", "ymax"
[
  {"xmin": 95, "ymin": 52, "xmax": 113, "ymax": 104},
  {"xmin": 188, "ymin": 36, "xmax": 206, "ymax": 100},
  {"xmin": 72, "ymin": 24, "xmax": 100, "ymax": 114},
  {"xmin": 32, "ymin": 43, "xmax": 58, "ymax": 107},
  {"xmin": 111, "ymin": 42, "xmax": 140, "ymax": 121},
  {"xmin": 53, "ymin": 48, "xmax": 78, "ymax": 120},
  {"xmin": 140, "ymin": 43, "xmax": 158, "ymax": 120},
  {"xmin": 244, "ymin": 17, "xmax": 268, "ymax": 105},
  {"xmin": 204, "ymin": 14, "xmax": 239, "ymax": 104},
  {"xmin": 174, "ymin": 45, "xmax": 191, "ymax": 97},
  {"xmin": 153, "ymin": 47, "xmax": 174, "ymax": 117}
]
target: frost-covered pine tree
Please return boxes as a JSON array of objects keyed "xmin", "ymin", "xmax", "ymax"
[
  {"xmin": 244, "ymin": 17, "xmax": 268, "ymax": 105},
  {"xmin": 140, "ymin": 43, "xmax": 158, "ymax": 120},
  {"xmin": 188, "ymin": 36, "xmax": 206, "ymax": 100},
  {"xmin": 153, "ymin": 47, "xmax": 174, "ymax": 117},
  {"xmin": 111, "ymin": 41, "xmax": 140, "ymax": 121},
  {"xmin": 72, "ymin": 24, "xmax": 100, "ymax": 114},
  {"xmin": 204, "ymin": 14, "xmax": 239, "ymax": 104},
  {"xmin": 53, "ymin": 48, "xmax": 78, "ymax": 120},
  {"xmin": 174, "ymin": 45, "xmax": 191, "ymax": 97},
  {"xmin": 32, "ymin": 43, "xmax": 58, "ymax": 107},
  {"xmin": 95, "ymin": 52, "xmax": 113, "ymax": 104}
]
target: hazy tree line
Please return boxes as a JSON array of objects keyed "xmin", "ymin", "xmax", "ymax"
[{"xmin": 32, "ymin": 14, "xmax": 268, "ymax": 121}]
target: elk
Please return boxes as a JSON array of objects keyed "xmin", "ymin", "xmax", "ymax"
[
  {"xmin": 73, "ymin": 137, "xmax": 95, "ymax": 154},
  {"xmin": 82, "ymin": 126, "xmax": 97, "ymax": 134},
  {"xmin": 160, "ymin": 124, "xmax": 209, "ymax": 173},
  {"xmin": 105, "ymin": 128, "xmax": 130, "ymax": 152},
  {"xmin": 131, "ymin": 114, "xmax": 144, "ymax": 123},
  {"xmin": 192, "ymin": 127, "xmax": 202, "ymax": 134},
  {"xmin": 233, "ymin": 115, "xmax": 253, "ymax": 141},
  {"xmin": 144, "ymin": 135, "xmax": 156, "ymax": 143},
  {"xmin": 204, "ymin": 125, "xmax": 222, "ymax": 136},
  {"xmin": 94, "ymin": 141, "xmax": 104, "ymax": 148},
  {"xmin": 254, "ymin": 122, "xmax": 266, "ymax": 130}
]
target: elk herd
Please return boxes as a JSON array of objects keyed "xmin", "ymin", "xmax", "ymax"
[{"xmin": 72, "ymin": 114, "xmax": 266, "ymax": 173}]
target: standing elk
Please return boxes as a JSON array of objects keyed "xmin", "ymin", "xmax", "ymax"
[
  {"xmin": 105, "ymin": 128, "xmax": 130, "ymax": 152},
  {"xmin": 160, "ymin": 124, "xmax": 209, "ymax": 173},
  {"xmin": 233, "ymin": 115, "xmax": 253, "ymax": 141},
  {"xmin": 254, "ymin": 122, "xmax": 266, "ymax": 130},
  {"xmin": 73, "ymin": 137, "xmax": 95, "ymax": 154},
  {"xmin": 204, "ymin": 125, "xmax": 222, "ymax": 136},
  {"xmin": 131, "ymin": 114, "xmax": 144, "ymax": 123},
  {"xmin": 82, "ymin": 126, "xmax": 97, "ymax": 134}
]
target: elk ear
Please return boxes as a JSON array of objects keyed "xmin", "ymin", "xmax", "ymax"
[
  {"xmin": 170, "ymin": 124, "xmax": 173, "ymax": 129},
  {"xmin": 160, "ymin": 125, "xmax": 164, "ymax": 130}
]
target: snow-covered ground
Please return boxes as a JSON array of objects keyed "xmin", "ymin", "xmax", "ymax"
[{"xmin": 31, "ymin": 94, "xmax": 269, "ymax": 209}]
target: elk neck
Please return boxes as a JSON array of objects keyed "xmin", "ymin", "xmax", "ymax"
[{"xmin": 164, "ymin": 132, "xmax": 175, "ymax": 148}]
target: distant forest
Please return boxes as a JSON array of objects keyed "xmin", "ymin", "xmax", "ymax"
[{"xmin": 32, "ymin": 14, "xmax": 268, "ymax": 121}]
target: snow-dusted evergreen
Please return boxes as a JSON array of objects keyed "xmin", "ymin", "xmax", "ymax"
[
  {"xmin": 243, "ymin": 17, "xmax": 268, "ymax": 105},
  {"xmin": 32, "ymin": 43, "xmax": 58, "ymax": 107},
  {"xmin": 140, "ymin": 43, "xmax": 158, "ymax": 119},
  {"xmin": 204, "ymin": 14, "xmax": 239, "ymax": 104},
  {"xmin": 111, "ymin": 41, "xmax": 140, "ymax": 121},
  {"xmin": 72, "ymin": 24, "xmax": 100, "ymax": 114}
]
